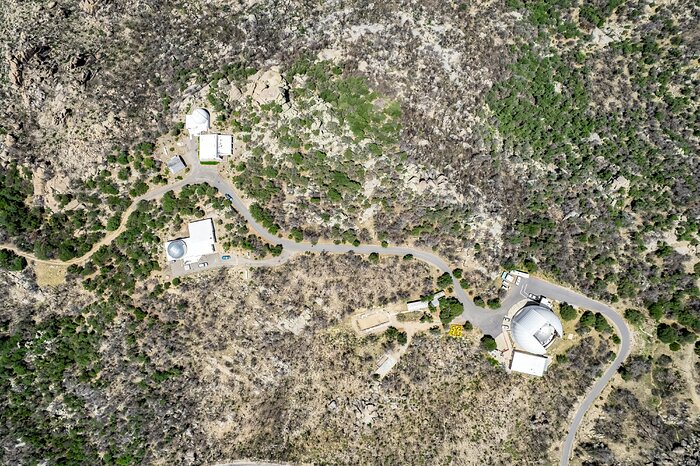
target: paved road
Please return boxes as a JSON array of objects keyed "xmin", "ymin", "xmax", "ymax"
[
  {"xmin": 1, "ymin": 143, "xmax": 630, "ymax": 465},
  {"xmin": 524, "ymin": 278, "xmax": 632, "ymax": 466}
]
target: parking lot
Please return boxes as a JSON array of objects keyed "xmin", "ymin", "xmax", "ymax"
[
  {"xmin": 167, "ymin": 249, "xmax": 295, "ymax": 279},
  {"xmin": 169, "ymin": 252, "xmax": 238, "ymax": 278}
]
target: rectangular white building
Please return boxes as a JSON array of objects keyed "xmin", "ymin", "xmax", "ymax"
[
  {"xmin": 166, "ymin": 155, "xmax": 186, "ymax": 174},
  {"xmin": 510, "ymin": 351, "xmax": 550, "ymax": 377},
  {"xmin": 375, "ymin": 354, "xmax": 397, "ymax": 377},
  {"xmin": 406, "ymin": 300, "xmax": 429, "ymax": 312},
  {"xmin": 199, "ymin": 134, "xmax": 233, "ymax": 162}
]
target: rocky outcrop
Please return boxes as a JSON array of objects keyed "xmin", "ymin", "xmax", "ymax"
[
  {"xmin": 6, "ymin": 45, "xmax": 46, "ymax": 88},
  {"xmin": 246, "ymin": 68, "xmax": 290, "ymax": 108}
]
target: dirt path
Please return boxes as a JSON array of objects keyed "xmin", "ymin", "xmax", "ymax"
[{"xmin": 1, "ymin": 177, "xmax": 192, "ymax": 267}]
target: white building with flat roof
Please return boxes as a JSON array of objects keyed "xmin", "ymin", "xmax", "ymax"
[
  {"xmin": 165, "ymin": 218, "xmax": 216, "ymax": 263},
  {"xmin": 406, "ymin": 300, "xmax": 429, "ymax": 312},
  {"xmin": 199, "ymin": 134, "xmax": 232, "ymax": 163},
  {"xmin": 510, "ymin": 350, "xmax": 550, "ymax": 377}
]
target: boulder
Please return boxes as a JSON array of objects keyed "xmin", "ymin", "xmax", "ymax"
[{"xmin": 249, "ymin": 68, "xmax": 289, "ymax": 106}]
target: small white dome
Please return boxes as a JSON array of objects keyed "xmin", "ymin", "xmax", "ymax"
[{"xmin": 191, "ymin": 108, "xmax": 210, "ymax": 125}]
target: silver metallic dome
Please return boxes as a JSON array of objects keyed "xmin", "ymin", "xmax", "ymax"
[
  {"xmin": 511, "ymin": 305, "xmax": 563, "ymax": 355},
  {"xmin": 167, "ymin": 240, "xmax": 187, "ymax": 259}
]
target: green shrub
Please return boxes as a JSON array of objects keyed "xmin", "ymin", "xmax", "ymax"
[
  {"xmin": 624, "ymin": 308, "xmax": 645, "ymax": 326},
  {"xmin": 480, "ymin": 335, "xmax": 497, "ymax": 351},
  {"xmin": 385, "ymin": 326, "xmax": 407, "ymax": 345},
  {"xmin": 594, "ymin": 313, "xmax": 612, "ymax": 333},
  {"xmin": 579, "ymin": 310, "xmax": 596, "ymax": 328},
  {"xmin": 437, "ymin": 272, "xmax": 452, "ymax": 289},
  {"xmin": 559, "ymin": 302, "xmax": 577, "ymax": 321},
  {"xmin": 0, "ymin": 248, "xmax": 27, "ymax": 271},
  {"xmin": 656, "ymin": 323, "xmax": 678, "ymax": 344},
  {"xmin": 438, "ymin": 297, "xmax": 464, "ymax": 327}
]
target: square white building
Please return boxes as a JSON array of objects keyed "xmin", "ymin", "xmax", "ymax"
[{"xmin": 199, "ymin": 134, "xmax": 232, "ymax": 163}]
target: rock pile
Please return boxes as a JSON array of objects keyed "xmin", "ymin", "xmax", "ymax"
[{"xmin": 246, "ymin": 67, "xmax": 290, "ymax": 109}]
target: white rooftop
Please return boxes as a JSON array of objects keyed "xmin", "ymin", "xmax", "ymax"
[
  {"xmin": 406, "ymin": 300, "xmax": 429, "ymax": 312},
  {"xmin": 185, "ymin": 108, "xmax": 210, "ymax": 137},
  {"xmin": 199, "ymin": 134, "xmax": 232, "ymax": 162},
  {"xmin": 510, "ymin": 351, "xmax": 549, "ymax": 377},
  {"xmin": 375, "ymin": 354, "xmax": 397, "ymax": 377},
  {"xmin": 217, "ymin": 134, "xmax": 232, "ymax": 155},
  {"xmin": 165, "ymin": 218, "xmax": 216, "ymax": 263},
  {"xmin": 510, "ymin": 304, "xmax": 563, "ymax": 355}
]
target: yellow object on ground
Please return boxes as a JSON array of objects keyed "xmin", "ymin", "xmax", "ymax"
[{"xmin": 448, "ymin": 324, "xmax": 463, "ymax": 337}]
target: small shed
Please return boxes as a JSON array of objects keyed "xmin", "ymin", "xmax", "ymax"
[
  {"xmin": 406, "ymin": 300, "xmax": 429, "ymax": 312},
  {"xmin": 166, "ymin": 155, "xmax": 186, "ymax": 174}
]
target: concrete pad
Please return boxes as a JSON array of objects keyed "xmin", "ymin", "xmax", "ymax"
[{"xmin": 356, "ymin": 309, "xmax": 390, "ymax": 332}]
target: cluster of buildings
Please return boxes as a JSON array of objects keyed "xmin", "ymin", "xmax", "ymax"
[
  {"xmin": 162, "ymin": 107, "xmax": 235, "ymax": 271},
  {"xmin": 164, "ymin": 107, "xmax": 234, "ymax": 175},
  {"xmin": 185, "ymin": 107, "xmax": 233, "ymax": 163}
]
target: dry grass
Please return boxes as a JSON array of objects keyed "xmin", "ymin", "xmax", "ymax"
[{"xmin": 33, "ymin": 262, "xmax": 67, "ymax": 287}]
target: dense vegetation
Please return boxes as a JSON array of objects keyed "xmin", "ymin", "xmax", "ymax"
[
  {"xmin": 0, "ymin": 144, "xmax": 161, "ymax": 261},
  {"xmin": 230, "ymin": 60, "xmax": 414, "ymax": 247},
  {"xmin": 0, "ymin": 302, "xmax": 182, "ymax": 464},
  {"xmin": 0, "ymin": 248, "xmax": 26, "ymax": 271},
  {"xmin": 493, "ymin": 0, "xmax": 699, "ymax": 352}
]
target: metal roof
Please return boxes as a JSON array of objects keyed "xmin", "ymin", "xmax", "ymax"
[
  {"xmin": 166, "ymin": 155, "xmax": 186, "ymax": 174},
  {"xmin": 166, "ymin": 240, "xmax": 187, "ymax": 259},
  {"xmin": 510, "ymin": 351, "xmax": 550, "ymax": 376},
  {"xmin": 511, "ymin": 305, "xmax": 563, "ymax": 355}
]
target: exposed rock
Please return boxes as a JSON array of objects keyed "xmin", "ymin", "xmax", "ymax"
[
  {"xmin": 7, "ymin": 45, "xmax": 44, "ymax": 88},
  {"xmin": 228, "ymin": 85, "xmax": 243, "ymax": 102},
  {"xmin": 591, "ymin": 27, "xmax": 614, "ymax": 47},
  {"xmin": 247, "ymin": 68, "xmax": 289, "ymax": 106}
]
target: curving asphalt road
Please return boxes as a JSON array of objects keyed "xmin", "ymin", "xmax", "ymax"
[
  {"xmin": 2, "ymin": 150, "xmax": 630, "ymax": 465},
  {"xmin": 523, "ymin": 278, "xmax": 633, "ymax": 466}
]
